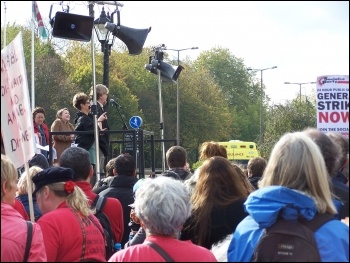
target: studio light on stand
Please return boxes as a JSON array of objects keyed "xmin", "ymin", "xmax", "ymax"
[{"xmin": 144, "ymin": 44, "xmax": 184, "ymax": 172}]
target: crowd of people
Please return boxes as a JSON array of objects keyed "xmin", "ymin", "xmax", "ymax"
[{"xmin": 1, "ymin": 87, "xmax": 349, "ymax": 262}]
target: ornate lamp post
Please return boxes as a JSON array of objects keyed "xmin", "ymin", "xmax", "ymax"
[{"xmin": 93, "ymin": 7, "xmax": 115, "ymax": 87}]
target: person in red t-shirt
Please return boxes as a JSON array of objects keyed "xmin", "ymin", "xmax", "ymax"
[
  {"xmin": 108, "ymin": 176, "xmax": 217, "ymax": 262},
  {"xmin": 59, "ymin": 146, "xmax": 124, "ymax": 243},
  {"xmin": 32, "ymin": 166, "xmax": 106, "ymax": 262}
]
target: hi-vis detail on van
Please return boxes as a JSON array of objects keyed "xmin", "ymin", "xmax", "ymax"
[{"xmin": 217, "ymin": 140, "xmax": 260, "ymax": 165}]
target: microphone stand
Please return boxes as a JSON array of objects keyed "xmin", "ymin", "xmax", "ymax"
[
  {"xmin": 110, "ymin": 101, "xmax": 134, "ymax": 156},
  {"xmin": 110, "ymin": 101, "xmax": 128, "ymax": 130}
]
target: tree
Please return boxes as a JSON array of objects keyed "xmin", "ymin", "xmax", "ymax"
[
  {"xmin": 263, "ymin": 98, "xmax": 316, "ymax": 158},
  {"xmin": 193, "ymin": 47, "xmax": 261, "ymax": 142}
]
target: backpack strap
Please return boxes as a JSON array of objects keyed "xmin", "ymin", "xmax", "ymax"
[
  {"xmin": 144, "ymin": 241, "xmax": 174, "ymax": 262},
  {"xmin": 23, "ymin": 221, "xmax": 33, "ymax": 262},
  {"xmin": 92, "ymin": 195, "xmax": 107, "ymax": 212},
  {"xmin": 300, "ymin": 213, "xmax": 335, "ymax": 232}
]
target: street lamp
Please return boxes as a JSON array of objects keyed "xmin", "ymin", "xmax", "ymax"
[
  {"xmin": 284, "ymin": 82, "xmax": 316, "ymax": 102},
  {"xmin": 94, "ymin": 7, "xmax": 115, "ymax": 87},
  {"xmin": 165, "ymin": 47, "xmax": 198, "ymax": 146},
  {"xmin": 247, "ymin": 66, "xmax": 277, "ymax": 145}
]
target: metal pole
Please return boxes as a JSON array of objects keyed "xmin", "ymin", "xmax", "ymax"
[
  {"xmin": 158, "ymin": 69, "xmax": 166, "ymax": 172},
  {"xmin": 176, "ymin": 50, "xmax": 180, "ymax": 146},
  {"xmin": 3, "ymin": 1, "xmax": 6, "ymax": 47},
  {"xmin": 299, "ymin": 84, "xmax": 302, "ymax": 103},
  {"xmin": 260, "ymin": 70, "xmax": 263, "ymax": 146},
  {"xmin": 89, "ymin": 3, "xmax": 101, "ymax": 181},
  {"xmin": 103, "ymin": 42, "xmax": 109, "ymax": 87},
  {"xmin": 165, "ymin": 47, "xmax": 198, "ymax": 146},
  {"xmin": 31, "ymin": 5, "xmax": 35, "ymax": 110}
]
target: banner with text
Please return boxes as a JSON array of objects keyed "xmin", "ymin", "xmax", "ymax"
[
  {"xmin": 316, "ymin": 75, "xmax": 349, "ymax": 137},
  {"xmin": 1, "ymin": 32, "xmax": 35, "ymax": 168}
]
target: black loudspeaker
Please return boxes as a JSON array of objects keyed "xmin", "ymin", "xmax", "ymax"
[
  {"xmin": 51, "ymin": 12, "xmax": 94, "ymax": 42},
  {"xmin": 145, "ymin": 64, "xmax": 173, "ymax": 82},
  {"xmin": 157, "ymin": 61, "xmax": 184, "ymax": 82},
  {"xmin": 105, "ymin": 22, "xmax": 151, "ymax": 55}
]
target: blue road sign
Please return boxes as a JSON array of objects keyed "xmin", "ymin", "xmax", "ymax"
[{"xmin": 129, "ymin": 116, "xmax": 143, "ymax": 129}]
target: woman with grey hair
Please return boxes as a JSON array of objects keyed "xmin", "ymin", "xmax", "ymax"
[
  {"xmin": 227, "ymin": 132, "xmax": 349, "ymax": 262},
  {"xmin": 108, "ymin": 176, "xmax": 217, "ymax": 262}
]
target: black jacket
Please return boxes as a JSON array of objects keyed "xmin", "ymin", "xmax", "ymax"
[
  {"xmin": 74, "ymin": 111, "xmax": 94, "ymax": 151},
  {"xmin": 249, "ymin": 176, "xmax": 261, "ymax": 190},
  {"xmin": 180, "ymin": 198, "xmax": 248, "ymax": 249},
  {"xmin": 99, "ymin": 174, "xmax": 138, "ymax": 247}
]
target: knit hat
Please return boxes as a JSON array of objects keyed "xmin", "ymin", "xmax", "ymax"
[{"xmin": 32, "ymin": 166, "xmax": 74, "ymax": 195}]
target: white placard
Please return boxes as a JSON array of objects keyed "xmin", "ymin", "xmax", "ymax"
[{"xmin": 1, "ymin": 32, "xmax": 35, "ymax": 168}]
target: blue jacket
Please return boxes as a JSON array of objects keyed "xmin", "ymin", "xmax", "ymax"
[
  {"xmin": 227, "ymin": 186, "xmax": 349, "ymax": 262},
  {"xmin": 16, "ymin": 195, "xmax": 42, "ymax": 221}
]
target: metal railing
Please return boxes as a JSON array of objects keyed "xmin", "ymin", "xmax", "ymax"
[{"xmin": 49, "ymin": 129, "xmax": 162, "ymax": 178}]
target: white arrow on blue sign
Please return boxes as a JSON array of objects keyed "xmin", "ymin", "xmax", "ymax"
[{"xmin": 129, "ymin": 116, "xmax": 143, "ymax": 129}]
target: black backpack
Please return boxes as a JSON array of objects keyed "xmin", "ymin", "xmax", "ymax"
[
  {"xmin": 251, "ymin": 213, "xmax": 334, "ymax": 262},
  {"xmin": 91, "ymin": 195, "xmax": 115, "ymax": 260}
]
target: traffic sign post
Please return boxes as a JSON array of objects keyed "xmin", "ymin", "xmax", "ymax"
[
  {"xmin": 129, "ymin": 116, "xmax": 143, "ymax": 129},
  {"xmin": 124, "ymin": 116, "xmax": 143, "ymax": 156}
]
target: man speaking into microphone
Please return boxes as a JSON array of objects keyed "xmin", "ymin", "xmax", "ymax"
[{"xmin": 89, "ymin": 84, "xmax": 110, "ymax": 180}]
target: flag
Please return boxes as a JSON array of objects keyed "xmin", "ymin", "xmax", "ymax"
[{"xmin": 32, "ymin": 1, "xmax": 48, "ymax": 39}]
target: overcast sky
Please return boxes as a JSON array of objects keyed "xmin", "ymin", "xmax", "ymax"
[{"xmin": 1, "ymin": 1, "xmax": 349, "ymax": 104}]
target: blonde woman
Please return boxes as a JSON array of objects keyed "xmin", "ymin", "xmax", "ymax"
[
  {"xmin": 32, "ymin": 166, "xmax": 106, "ymax": 261},
  {"xmin": 16, "ymin": 166, "xmax": 43, "ymax": 221},
  {"xmin": 51, "ymin": 108, "xmax": 75, "ymax": 164},
  {"xmin": 1, "ymin": 155, "xmax": 47, "ymax": 262},
  {"xmin": 227, "ymin": 132, "xmax": 349, "ymax": 262}
]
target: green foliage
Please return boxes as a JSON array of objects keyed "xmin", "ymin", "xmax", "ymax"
[
  {"xmin": 193, "ymin": 46, "xmax": 261, "ymax": 143},
  {"xmin": 262, "ymin": 98, "xmax": 317, "ymax": 158},
  {"xmin": 1, "ymin": 23, "xmax": 318, "ymax": 167}
]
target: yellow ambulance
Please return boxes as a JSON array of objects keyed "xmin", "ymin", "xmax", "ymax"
[{"xmin": 217, "ymin": 140, "xmax": 260, "ymax": 167}]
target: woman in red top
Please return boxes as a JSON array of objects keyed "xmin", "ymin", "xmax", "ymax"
[
  {"xmin": 1, "ymin": 154, "xmax": 47, "ymax": 262},
  {"xmin": 33, "ymin": 166, "xmax": 106, "ymax": 262},
  {"xmin": 32, "ymin": 107, "xmax": 50, "ymax": 160}
]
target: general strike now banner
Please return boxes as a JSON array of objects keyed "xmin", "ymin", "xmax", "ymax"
[
  {"xmin": 316, "ymin": 75, "xmax": 349, "ymax": 137},
  {"xmin": 1, "ymin": 32, "xmax": 35, "ymax": 168}
]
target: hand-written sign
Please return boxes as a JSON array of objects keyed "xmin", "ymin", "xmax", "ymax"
[{"xmin": 1, "ymin": 32, "xmax": 35, "ymax": 168}]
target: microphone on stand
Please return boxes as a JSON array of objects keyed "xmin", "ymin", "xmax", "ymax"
[{"xmin": 110, "ymin": 98, "xmax": 121, "ymax": 108}]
